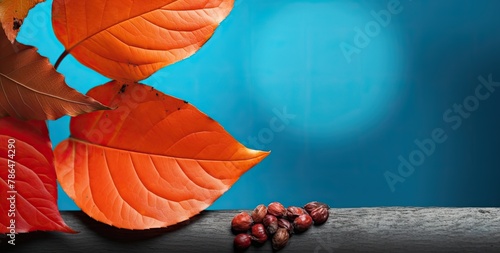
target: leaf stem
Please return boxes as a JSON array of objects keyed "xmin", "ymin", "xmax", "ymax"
[{"xmin": 54, "ymin": 50, "xmax": 69, "ymax": 70}]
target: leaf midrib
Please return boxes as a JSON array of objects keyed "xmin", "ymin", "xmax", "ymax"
[
  {"xmin": 68, "ymin": 137, "xmax": 269, "ymax": 163},
  {"xmin": 0, "ymin": 72, "xmax": 97, "ymax": 106}
]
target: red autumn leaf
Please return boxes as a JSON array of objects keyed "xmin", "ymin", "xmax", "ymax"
[
  {"xmin": 0, "ymin": 29, "xmax": 110, "ymax": 120},
  {"xmin": 0, "ymin": 117, "xmax": 74, "ymax": 233},
  {"xmin": 0, "ymin": 0, "xmax": 44, "ymax": 43},
  {"xmin": 52, "ymin": 0, "xmax": 234, "ymax": 82},
  {"xmin": 54, "ymin": 81, "xmax": 268, "ymax": 230}
]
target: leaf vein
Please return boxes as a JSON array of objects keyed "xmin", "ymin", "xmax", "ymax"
[
  {"xmin": 64, "ymin": 0, "xmax": 224, "ymax": 54},
  {"xmin": 0, "ymin": 77, "xmax": 21, "ymax": 118},
  {"xmin": 102, "ymin": 149, "xmax": 164, "ymax": 223}
]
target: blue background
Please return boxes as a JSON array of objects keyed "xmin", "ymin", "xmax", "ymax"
[{"xmin": 17, "ymin": 0, "xmax": 500, "ymax": 210}]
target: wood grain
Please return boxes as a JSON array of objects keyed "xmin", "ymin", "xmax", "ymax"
[{"xmin": 1, "ymin": 208, "xmax": 500, "ymax": 252}]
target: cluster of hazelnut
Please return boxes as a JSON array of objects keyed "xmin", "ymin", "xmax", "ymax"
[{"xmin": 231, "ymin": 201, "xmax": 330, "ymax": 251}]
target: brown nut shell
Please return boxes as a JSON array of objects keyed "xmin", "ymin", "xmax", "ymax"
[
  {"xmin": 286, "ymin": 206, "xmax": 305, "ymax": 221},
  {"xmin": 310, "ymin": 206, "xmax": 329, "ymax": 225},
  {"xmin": 293, "ymin": 213, "xmax": 313, "ymax": 233},
  {"xmin": 278, "ymin": 218, "xmax": 294, "ymax": 234},
  {"xmin": 234, "ymin": 233, "xmax": 252, "ymax": 250},
  {"xmin": 263, "ymin": 214, "xmax": 278, "ymax": 235},
  {"xmin": 251, "ymin": 204, "xmax": 267, "ymax": 223},
  {"xmin": 250, "ymin": 224, "xmax": 268, "ymax": 244},
  {"xmin": 268, "ymin": 202, "xmax": 286, "ymax": 217},
  {"xmin": 231, "ymin": 212, "xmax": 253, "ymax": 232},
  {"xmin": 304, "ymin": 201, "xmax": 329, "ymax": 214},
  {"xmin": 272, "ymin": 228, "xmax": 289, "ymax": 251}
]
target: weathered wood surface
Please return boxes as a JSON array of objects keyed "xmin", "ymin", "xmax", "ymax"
[{"xmin": 1, "ymin": 208, "xmax": 500, "ymax": 252}]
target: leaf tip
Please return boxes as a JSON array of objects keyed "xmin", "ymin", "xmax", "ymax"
[
  {"xmin": 249, "ymin": 149, "xmax": 271, "ymax": 162},
  {"xmin": 61, "ymin": 225, "xmax": 78, "ymax": 234}
]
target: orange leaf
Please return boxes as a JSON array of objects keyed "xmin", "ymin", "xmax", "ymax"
[
  {"xmin": 52, "ymin": 0, "xmax": 234, "ymax": 82},
  {"xmin": 0, "ymin": 29, "xmax": 110, "ymax": 120},
  {"xmin": 0, "ymin": 0, "xmax": 44, "ymax": 43},
  {"xmin": 0, "ymin": 117, "xmax": 74, "ymax": 233},
  {"xmin": 54, "ymin": 81, "xmax": 268, "ymax": 229}
]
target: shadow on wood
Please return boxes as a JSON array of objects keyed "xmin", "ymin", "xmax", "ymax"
[{"xmin": 70, "ymin": 211, "xmax": 207, "ymax": 242}]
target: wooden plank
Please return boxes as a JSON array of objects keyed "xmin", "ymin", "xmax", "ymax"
[{"xmin": 1, "ymin": 208, "xmax": 500, "ymax": 252}]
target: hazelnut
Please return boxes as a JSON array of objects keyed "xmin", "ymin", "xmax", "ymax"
[
  {"xmin": 234, "ymin": 233, "xmax": 252, "ymax": 250},
  {"xmin": 286, "ymin": 206, "xmax": 305, "ymax": 221},
  {"xmin": 272, "ymin": 228, "xmax": 289, "ymax": 251},
  {"xmin": 304, "ymin": 201, "xmax": 329, "ymax": 214},
  {"xmin": 250, "ymin": 224, "xmax": 268, "ymax": 244},
  {"xmin": 268, "ymin": 202, "xmax": 286, "ymax": 217},
  {"xmin": 251, "ymin": 204, "xmax": 267, "ymax": 223},
  {"xmin": 293, "ymin": 213, "xmax": 313, "ymax": 233},
  {"xmin": 263, "ymin": 214, "xmax": 278, "ymax": 235},
  {"xmin": 309, "ymin": 206, "xmax": 329, "ymax": 225},
  {"xmin": 231, "ymin": 212, "xmax": 253, "ymax": 232},
  {"xmin": 278, "ymin": 218, "xmax": 294, "ymax": 234}
]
